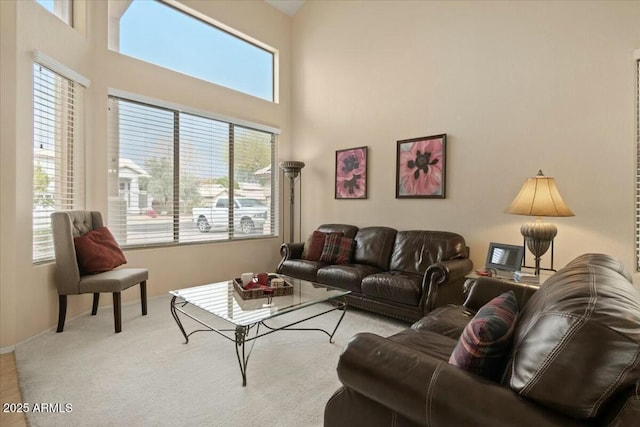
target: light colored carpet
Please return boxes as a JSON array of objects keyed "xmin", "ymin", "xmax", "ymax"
[{"xmin": 15, "ymin": 295, "xmax": 407, "ymax": 427}]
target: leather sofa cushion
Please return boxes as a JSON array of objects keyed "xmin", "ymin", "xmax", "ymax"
[
  {"xmin": 278, "ymin": 259, "xmax": 327, "ymax": 282},
  {"xmin": 352, "ymin": 226, "xmax": 396, "ymax": 270},
  {"xmin": 317, "ymin": 264, "xmax": 383, "ymax": 293},
  {"xmin": 361, "ymin": 271, "xmax": 422, "ymax": 306},
  {"xmin": 390, "ymin": 230, "xmax": 467, "ymax": 274},
  {"xmin": 464, "ymin": 277, "xmax": 538, "ymax": 312},
  {"xmin": 412, "ymin": 305, "xmax": 475, "ymax": 340},
  {"xmin": 509, "ymin": 253, "xmax": 640, "ymax": 419},
  {"xmin": 388, "ymin": 328, "xmax": 458, "ymax": 361},
  {"xmin": 317, "ymin": 224, "xmax": 359, "ymax": 239}
]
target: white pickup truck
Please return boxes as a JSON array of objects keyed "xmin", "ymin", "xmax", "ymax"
[{"xmin": 192, "ymin": 197, "xmax": 268, "ymax": 234}]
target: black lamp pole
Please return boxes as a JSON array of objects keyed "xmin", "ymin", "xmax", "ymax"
[{"xmin": 280, "ymin": 161, "xmax": 305, "ymax": 243}]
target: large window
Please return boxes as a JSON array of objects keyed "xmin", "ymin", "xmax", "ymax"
[
  {"xmin": 33, "ymin": 62, "xmax": 85, "ymax": 263},
  {"xmin": 107, "ymin": 95, "xmax": 278, "ymax": 248},
  {"xmin": 109, "ymin": 0, "xmax": 275, "ymax": 102}
]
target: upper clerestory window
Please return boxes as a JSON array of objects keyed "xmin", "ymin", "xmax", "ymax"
[
  {"xmin": 35, "ymin": 0, "xmax": 73, "ymax": 26},
  {"xmin": 108, "ymin": 0, "xmax": 276, "ymax": 102}
]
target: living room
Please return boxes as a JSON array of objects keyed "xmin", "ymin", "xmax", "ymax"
[{"xmin": 1, "ymin": 0, "xmax": 639, "ymax": 425}]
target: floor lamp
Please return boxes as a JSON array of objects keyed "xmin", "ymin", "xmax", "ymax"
[
  {"xmin": 280, "ymin": 161, "xmax": 305, "ymax": 243},
  {"xmin": 505, "ymin": 170, "xmax": 574, "ymax": 275}
]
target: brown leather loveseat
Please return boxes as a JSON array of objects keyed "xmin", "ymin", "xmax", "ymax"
[
  {"xmin": 277, "ymin": 224, "xmax": 473, "ymax": 322},
  {"xmin": 324, "ymin": 253, "xmax": 640, "ymax": 426}
]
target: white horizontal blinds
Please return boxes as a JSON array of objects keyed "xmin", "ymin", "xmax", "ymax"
[
  {"xmin": 108, "ymin": 94, "xmax": 278, "ymax": 248},
  {"xmin": 232, "ymin": 125, "xmax": 276, "ymax": 237},
  {"xmin": 179, "ymin": 112, "xmax": 229, "ymax": 242},
  {"xmin": 107, "ymin": 97, "xmax": 175, "ymax": 247},
  {"xmin": 269, "ymin": 132, "xmax": 278, "ymax": 237},
  {"xmin": 33, "ymin": 62, "xmax": 84, "ymax": 263}
]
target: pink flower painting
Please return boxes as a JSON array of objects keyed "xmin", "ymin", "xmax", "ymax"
[
  {"xmin": 396, "ymin": 135, "xmax": 446, "ymax": 198},
  {"xmin": 335, "ymin": 147, "xmax": 367, "ymax": 199}
]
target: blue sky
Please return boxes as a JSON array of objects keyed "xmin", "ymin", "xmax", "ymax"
[
  {"xmin": 114, "ymin": 1, "xmax": 274, "ymax": 178},
  {"xmin": 37, "ymin": 0, "xmax": 273, "ymax": 101},
  {"xmin": 120, "ymin": 0, "xmax": 274, "ymax": 101},
  {"xmin": 36, "ymin": 0, "xmax": 54, "ymax": 12},
  {"xmin": 35, "ymin": 0, "xmax": 272, "ymax": 179}
]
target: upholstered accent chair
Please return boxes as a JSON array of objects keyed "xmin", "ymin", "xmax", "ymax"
[{"xmin": 50, "ymin": 211, "xmax": 148, "ymax": 333}]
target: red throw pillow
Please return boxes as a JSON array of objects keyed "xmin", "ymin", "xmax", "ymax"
[
  {"xmin": 303, "ymin": 230, "xmax": 327, "ymax": 261},
  {"xmin": 74, "ymin": 227, "xmax": 127, "ymax": 275}
]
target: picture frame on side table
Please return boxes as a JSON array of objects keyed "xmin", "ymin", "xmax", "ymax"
[
  {"xmin": 396, "ymin": 134, "xmax": 446, "ymax": 199},
  {"xmin": 335, "ymin": 146, "xmax": 368, "ymax": 199}
]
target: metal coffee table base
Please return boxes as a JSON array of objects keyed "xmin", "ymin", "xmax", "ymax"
[{"xmin": 170, "ymin": 296, "xmax": 348, "ymax": 386}]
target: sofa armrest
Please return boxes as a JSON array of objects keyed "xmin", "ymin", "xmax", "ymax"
[
  {"xmin": 463, "ymin": 277, "xmax": 539, "ymax": 312},
  {"xmin": 423, "ymin": 258, "xmax": 473, "ymax": 311},
  {"xmin": 276, "ymin": 242, "xmax": 304, "ymax": 273},
  {"xmin": 279, "ymin": 242, "xmax": 304, "ymax": 260},
  {"xmin": 337, "ymin": 332, "xmax": 582, "ymax": 427},
  {"xmin": 277, "ymin": 242, "xmax": 305, "ymax": 273}
]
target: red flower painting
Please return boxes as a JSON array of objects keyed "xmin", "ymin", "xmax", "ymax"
[
  {"xmin": 396, "ymin": 135, "xmax": 446, "ymax": 198},
  {"xmin": 335, "ymin": 147, "xmax": 367, "ymax": 199}
]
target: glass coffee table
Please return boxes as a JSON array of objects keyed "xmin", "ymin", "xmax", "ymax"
[{"xmin": 169, "ymin": 276, "xmax": 350, "ymax": 386}]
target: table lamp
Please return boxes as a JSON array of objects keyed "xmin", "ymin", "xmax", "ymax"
[{"xmin": 505, "ymin": 170, "xmax": 574, "ymax": 275}]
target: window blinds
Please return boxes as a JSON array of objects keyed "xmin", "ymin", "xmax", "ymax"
[
  {"xmin": 33, "ymin": 62, "xmax": 85, "ymax": 263},
  {"xmin": 107, "ymin": 96, "xmax": 278, "ymax": 248}
]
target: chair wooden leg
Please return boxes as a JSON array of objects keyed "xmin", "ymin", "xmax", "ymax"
[
  {"xmin": 113, "ymin": 292, "xmax": 122, "ymax": 333},
  {"xmin": 140, "ymin": 281, "xmax": 147, "ymax": 316},
  {"xmin": 91, "ymin": 293, "xmax": 100, "ymax": 315},
  {"xmin": 56, "ymin": 295, "xmax": 67, "ymax": 333}
]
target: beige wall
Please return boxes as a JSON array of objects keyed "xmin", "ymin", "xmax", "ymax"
[
  {"xmin": 2, "ymin": 0, "xmax": 639, "ymax": 349},
  {"xmin": 0, "ymin": 0, "xmax": 292, "ymax": 350},
  {"xmin": 291, "ymin": 1, "xmax": 640, "ymax": 282}
]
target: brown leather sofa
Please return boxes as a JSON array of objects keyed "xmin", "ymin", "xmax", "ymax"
[
  {"xmin": 277, "ymin": 224, "xmax": 473, "ymax": 322},
  {"xmin": 324, "ymin": 253, "xmax": 640, "ymax": 426}
]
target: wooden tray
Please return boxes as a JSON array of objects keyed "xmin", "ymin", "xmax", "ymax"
[{"xmin": 233, "ymin": 276, "xmax": 293, "ymax": 300}]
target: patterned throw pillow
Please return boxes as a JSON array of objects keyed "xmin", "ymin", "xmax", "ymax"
[
  {"xmin": 319, "ymin": 233, "xmax": 354, "ymax": 264},
  {"xmin": 448, "ymin": 291, "xmax": 519, "ymax": 381},
  {"xmin": 74, "ymin": 227, "xmax": 127, "ymax": 275},
  {"xmin": 302, "ymin": 230, "xmax": 327, "ymax": 261}
]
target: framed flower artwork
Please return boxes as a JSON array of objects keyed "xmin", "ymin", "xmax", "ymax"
[
  {"xmin": 396, "ymin": 134, "xmax": 446, "ymax": 198},
  {"xmin": 335, "ymin": 146, "xmax": 368, "ymax": 199}
]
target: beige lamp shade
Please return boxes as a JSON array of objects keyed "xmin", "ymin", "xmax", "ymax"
[{"xmin": 505, "ymin": 170, "xmax": 574, "ymax": 217}]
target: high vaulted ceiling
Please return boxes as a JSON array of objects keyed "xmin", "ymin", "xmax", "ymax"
[{"xmin": 265, "ymin": 0, "xmax": 305, "ymax": 16}]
